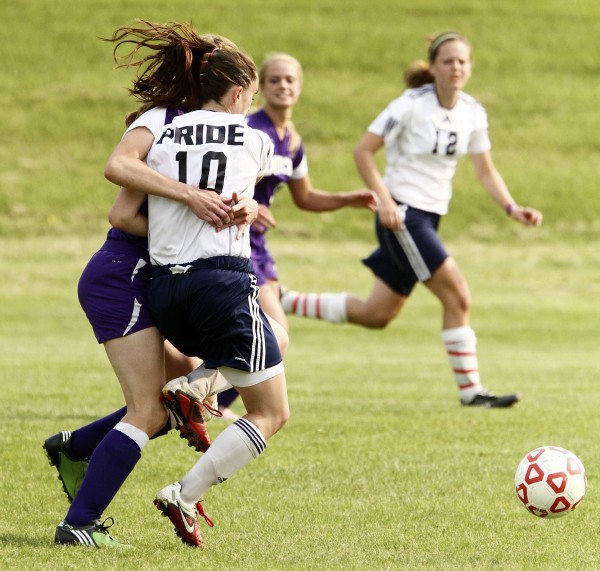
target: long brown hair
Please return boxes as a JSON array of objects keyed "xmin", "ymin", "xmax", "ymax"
[{"xmin": 104, "ymin": 20, "xmax": 257, "ymax": 125}]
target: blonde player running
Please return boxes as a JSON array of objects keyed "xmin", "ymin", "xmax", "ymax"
[{"xmin": 282, "ymin": 32, "xmax": 543, "ymax": 408}]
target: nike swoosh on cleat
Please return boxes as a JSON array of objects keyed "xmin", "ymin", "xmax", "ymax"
[{"xmin": 177, "ymin": 502, "xmax": 196, "ymax": 534}]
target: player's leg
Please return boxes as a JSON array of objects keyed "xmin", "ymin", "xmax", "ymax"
[
  {"xmin": 155, "ymin": 371, "xmax": 288, "ymax": 547},
  {"xmin": 259, "ymin": 279, "xmax": 289, "ymax": 332},
  {"xmin": 281, "ymin": 277, "xmax": 407, "ymax": 327},
  {"xmin": 44, "ymin": 340, "xmax": 191, "ymax": 504},
  {"xmin": 215, "ymin": 280, "xmax": 289, "ymax": 421},
  {"xmin": 425, "ymin": 258, "xmax": 518, "ymax": 408},
  {"xmin": 57, "ymin": 327, "xmax": 167, "ymax": 545}
]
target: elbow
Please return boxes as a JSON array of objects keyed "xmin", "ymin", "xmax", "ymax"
[
  {"xmin": 104, "ymin": 156, "xmax": 123, "ymax": 186},
  {"xmin": 108, "ymin": 208, "xmax": 124, "ymax": 230},
  {"xmin": 104, "ymin": 161, "xmax": 117, "ymax": 185}
]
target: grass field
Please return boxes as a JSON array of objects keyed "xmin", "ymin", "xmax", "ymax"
[
  {"xmin": 2, "ymin": 0, "xmax": 600, "ymax": 569},
  {"xmin": 2, "ymin": 234, "xmax": 600, "ymax": 569}
]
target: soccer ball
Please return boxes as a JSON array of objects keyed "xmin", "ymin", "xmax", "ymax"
[{"xmin": 514, "ymin": 446, "xmax": 587, "ymax": 519}]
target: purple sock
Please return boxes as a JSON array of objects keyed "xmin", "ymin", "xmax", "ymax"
[
  {"xmin": 69, "ymin": 407, "xmax": 127, "ymax": 460},
  {"xmin": 66, "ymin": 429, "xmax": 141, "ymax": 526},
  {"xmin": 150, "ymin": 416, "xmax": 172, "ymax": 440},
  {"xmin": 218, "ymin": 387, "xmax": 239, "ymax": 408}
]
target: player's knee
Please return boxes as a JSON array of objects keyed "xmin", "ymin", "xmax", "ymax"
[
  {"xmin": 452, "ymin": 291, "xmax": 471, "ymax": 315},
  {"xmin": 358, "ymin": 308, "xmax": 397, "ymax": 329},
  {"xmin": 273, "ymin": 406, "xmax": 290, "ymax": 434}
]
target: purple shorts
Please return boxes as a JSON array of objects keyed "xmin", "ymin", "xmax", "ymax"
[
  {"xmin": 78, "ymin": 239, "xmax": 155, "ymax": 343},
  {"xmin": 250, "ymin": 240, "xmax": 279, "ymax": 286}
]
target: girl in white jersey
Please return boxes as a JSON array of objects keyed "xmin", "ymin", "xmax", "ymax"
[
  {"xmin": 52, "ymin": 21, "xmax": 261, "ymax": 549},
  {"xmin": 105, "ymin": 30, "xmax": 290, "ymax": 548},
  {"xmin": 282, "ymin": 32, "xmax": 543, "ymax": 408}
]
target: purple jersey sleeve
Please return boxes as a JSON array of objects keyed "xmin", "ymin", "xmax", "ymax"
[{"xmin": 246, "ymin": 109, "xmax": 304, "ymax": 207}]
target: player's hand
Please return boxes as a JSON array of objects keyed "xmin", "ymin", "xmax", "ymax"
[
  {"xmin": 185, "ymin": 187, "xmax": 234, "ymax": 228},
  {"xmin": 252, "ymin": 203, "xmax": 277, "ymax": 234},
  {"xmin": 509, "ymin": 205, "xmax": 543, "ymax": 227},
  {"xmin": 218, "ymin": 193, "xmax": 260, "ymax": 239},
  {"xmin": 377, "ymin": 199, "xmax": 402, "ymax": 231},
  {"xmin": 344, "ymin": 189, "xmax": 379, "ymax": 212}
]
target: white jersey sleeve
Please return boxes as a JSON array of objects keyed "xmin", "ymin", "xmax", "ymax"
[{"xmin": 124, "ymin": 107, "xmax": 174, "ymax": 139}]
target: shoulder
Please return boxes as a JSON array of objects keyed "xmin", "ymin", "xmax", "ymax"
[
  {"xmin": 457, "ymin": 92, "xmax": 488, "ymax": 125},
  {"xmin": 246, "ymin": 125, "xmax": 274, "ymax": 154},
  {"xmin": 126, "ymin": 107, "xmax": 172, "ymax": 137},
  {"xmin": 458, "ymin": 92, "xmax": 486, "ymax": 114},
  {"xmin": 246, "ymin": 108, "xmax": 271, "ymax": 129},
  {"xmin": 386, "ymin": 85, "xmax": 433, "ymax": 115}
]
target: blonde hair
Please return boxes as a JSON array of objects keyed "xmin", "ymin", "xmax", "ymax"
[
  {"xmin": 257, "ymin": 52, "xmax": 303, "ymax": 154},
  {"xmin": 259, "ymin": 52, "xmax": 303, "ymax": 86}
]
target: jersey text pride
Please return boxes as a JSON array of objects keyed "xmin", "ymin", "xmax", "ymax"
[{"xmin": 157, "ymin": 123, "xmax": 245, "ymax": 146}]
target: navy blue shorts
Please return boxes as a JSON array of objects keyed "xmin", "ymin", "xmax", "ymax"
[
  {"xmin": 362, "ymin": 206, "xmax": 449, "ymax": 296},
  {"xmin": 148, "ymin": 256, "xmax": 282, "ymax": 373},
  {"xmin": 78, "ymin": 240, "xmax": 154, "ymax": 343}
]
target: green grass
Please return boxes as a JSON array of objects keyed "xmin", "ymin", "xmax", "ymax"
[
  {"xmin": 2, "ymin": 0, "xmax": 600, "ymax": 568},
  {"xmin": 2, "ymin": 235, "xmax": 600, "ymax": 569},
  {"xmin": 2, "ymin": 0, "xmax": 600, "ymax": 238}
]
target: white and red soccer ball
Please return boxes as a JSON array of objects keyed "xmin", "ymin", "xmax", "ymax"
[{"xmin": 515, "ymin": 446, "xmax": 587, "ymax": 519}]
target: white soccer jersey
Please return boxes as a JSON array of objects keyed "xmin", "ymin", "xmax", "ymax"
[
  {"xmin": 368, "ymin": 84, "xmax": 491, "ymax": 215},
  {"xmin": 145, "ymin": 110, "xmax": 273, "ymax": 266}
]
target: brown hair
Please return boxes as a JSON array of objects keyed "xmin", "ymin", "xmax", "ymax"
[
  {"xmin": 105, "ymin": 20, "xmax": 257, "ymax": 125},
  {"xmin": 403, "ymin": 31, "xmax": 470, "ymax": 89}
]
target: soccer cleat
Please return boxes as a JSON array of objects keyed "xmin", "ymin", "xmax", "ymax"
[
  {"xmin": 154, "ymin": 482, "xmax": 214, "ymax": 547},
  {"xmin": 162, "ymin": 377, "xmax": 212, "ymax": 452},
  {"xmin": 54, "ymin": 517, "xmax": 131, "ymax": 548},
  {"xmin": 462, "ymin": 391, "xmax": 520, "ymax": 408},
  {"xmin": 43, "ymin": 431, "xmax": 88, "ymax": 502}
]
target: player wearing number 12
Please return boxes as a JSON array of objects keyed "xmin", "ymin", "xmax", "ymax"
[{"xmin": 281, "ymin": 32, "xmax": 543, "ymax": 407}]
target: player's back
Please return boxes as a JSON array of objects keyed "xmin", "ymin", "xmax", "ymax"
[{"xmin": 147, "ymin": 109, "xmax": 273, "ymax": 266}]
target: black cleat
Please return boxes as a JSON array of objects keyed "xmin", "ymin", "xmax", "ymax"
[
  {"xmin": 462, "ymin": 392, "xmax": 520, "ymax": 408},
  {"xmin": 55, "ymin": 518, "xmax": 131, "ymax": 548},
  {"xmin": 43, "ymin": 431, "xmax": 88, "ymax": 502}
]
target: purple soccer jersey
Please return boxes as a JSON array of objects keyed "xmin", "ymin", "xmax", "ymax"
[
  {"xmin": 79, "ymin": 107, "xmax": 185, "ymax": 343},
  {"xmin": 246, "ymin": 109, "xmax": 305, "ymax": 285}
]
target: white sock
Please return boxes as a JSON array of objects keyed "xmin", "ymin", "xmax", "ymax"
[
  {"xmin": 281, "ymin": 290, "xmax": 348, "ymax": 323},
  {"xmin": 441, "ymin": 326, "xmax": 482, "ymax": 403},
  {"xmin": 113, "ymin": 422, "xmax": 150, "ymax": 450},
  {"xmin": 179, "ymin": 418, "xmax": 266, "ymax": 504}
]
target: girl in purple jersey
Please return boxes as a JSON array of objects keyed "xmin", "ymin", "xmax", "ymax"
[
  {"xmin": 281, "ymin": 33, "xmax": 543, "ymax": 408},
  {"xmin": 47, "ymin": 21, "xmax": 259, "ymax": 549},
  {"xmin": 217, "ymin": 53, "xmax": 378, "ymax": 418}
]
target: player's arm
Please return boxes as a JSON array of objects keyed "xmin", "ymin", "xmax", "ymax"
[
  {"xmin": 104, "ymin": 127, "xmax": 234, "ymax": 227},
  {"xmin": 108, "ymin": 187, "xmax": 148, "ymax": 236},
  {"xmin": 470, "ymin": 151, "xmax": 543, "ymax": 226},
  {"xmin": 287, "ymin": 176, "xmax": 377, "ymax": 213},
  {"xmin": 354, "ymin": 131, "xmax": 401, "ymax": 230}
]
